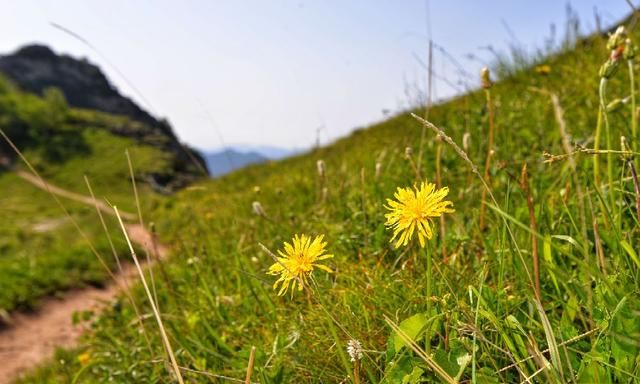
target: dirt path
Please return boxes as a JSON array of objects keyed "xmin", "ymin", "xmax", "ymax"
[
  {"xmin": 0, "ymin": 174, "xmax": 168, "ymax": 383},
  {"xmin": 16, "ymin": 171, "xmax": 136, "ymax": 221}
]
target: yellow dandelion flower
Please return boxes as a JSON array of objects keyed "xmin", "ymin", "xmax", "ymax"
[
  {"xmin": 267, "ymin": 234, "xmax": 333, "ymax": 296},
  {"xmin": 385, "ymin": 181, "xmax": 454, "ymax": 248},
  {"xmin": 77, "ymin": 352, "xmax": 91, "ymax": 365},
  {"xmin": 535, "ymin": 64, "xmax": 551, "ymax": 75}
]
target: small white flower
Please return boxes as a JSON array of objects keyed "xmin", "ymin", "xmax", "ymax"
[
  {"xmin": 317, "ymin": 160, "xmax": 326, "ymax": 177},
  {"xmin": 252, "ymin": 201, "xmax": 266, "ymax": 217},
  {"xmin": 347, "ymin": 339, "xmax": 363, "ymax": 362}
]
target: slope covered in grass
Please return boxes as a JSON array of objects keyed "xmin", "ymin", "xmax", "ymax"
[
  {"xmin": 0, "ymin": 76, "xmax": 172, "ymax": 313},
  {"xmin": 22, "ymin": 18, "xmax": 640, "ymax": 384}
]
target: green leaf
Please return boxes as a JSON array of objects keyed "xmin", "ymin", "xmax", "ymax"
[
  {"xmin": 543, "ymin": 234, "xmax": 559, "ymax": 293},
  {"xmin": 576, "ymin": 351, "xmax": 612, "ymax": 384},
  {"xmin": 620, "ymin": 240, "xmax": 640, "ymax": 268},
  {"xmin": 402, "ymin": 366, "xmax": 425, "ymax": 384},
  {"xmin": 393, "ymin": 313, "xmax": 429, "ymax": 353},
  {"xmin": 433, "ymin": 349, "xmax": 460, "ymax": 377},
  {"xmin": 551, "ymin": 234, "xmax": 581, "ymax": 249},
  {"xmin": 383, "ymin": 356, "xmax": 414, "ymax": 384}
]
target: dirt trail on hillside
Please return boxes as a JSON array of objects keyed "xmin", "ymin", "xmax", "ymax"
[
  {"xmin": 0, "ymin": 173, "xmax": 168, "ymax": 384},
  {"xmin": 16, "ymin": 171, "xmax": 136, "ymax": 221}
]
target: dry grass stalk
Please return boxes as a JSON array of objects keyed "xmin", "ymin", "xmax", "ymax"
[
  {"xmin": 126, "ymin": 150, "xmax": 159, "ymax": 308},
  {"xmin": 244, "ymin": 346, "xmax": 256, "ymax": 384},
  {"xmin": 114, "ymin": 207, "xmax": 185, "ymax": 384},
  {"xmin": 84, "ymin": 176, "xmax": 153, "ymax": 351},
  {"xmin": 384, "ymin": 315, "xmax": 457, "ymax": 384}
]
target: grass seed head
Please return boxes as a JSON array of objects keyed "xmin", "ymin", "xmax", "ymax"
[
  {"xmin": 252, "ymin": 201, "xmax": 266, "ymax": 217},
  {"xmin": 481, "ymin": 66, "xmax": 492, "ymax": 89},
  {"xmin": 462, "ymin": 132, "xmax": 471, "ymax": 153},
  {"xmin": 317, "ymin": 159, "xmax": 326, "ymax": 177}
]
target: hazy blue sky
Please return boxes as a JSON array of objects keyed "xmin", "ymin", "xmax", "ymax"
[{"xmin": 0, "ymin": 1, "xmax": 632, "ymax": 151}]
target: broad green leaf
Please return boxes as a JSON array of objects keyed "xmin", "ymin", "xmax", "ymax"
[
  {"xmin": 393, "ymin": 313, "xmax": 429, "ymax": 353},
  {"xmin": 383, "ymin": 356, "xmax": 414, "ymax": 384},
  {"xmin": 402, "ymin": 366, "xmax": 424, "ymax": 384}
]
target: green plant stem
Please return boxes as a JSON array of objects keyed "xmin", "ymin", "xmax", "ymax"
[
  {"xmin": 601, "ymin": 80, "xmax": 617, "ymax": 215},
  {"xmin": 479, "ymin": 88, "xmax": 495, "ymax": 231},
  {"xmin": 423, "ymin": 245, "xmax": 433, "ymax": 355},
  {"xmin": 629, "ymin": 59, "xmax": 640, "ymax": 175},
  {"xmin": 593, "ymin": 101, "xmax": 604, "ymax": 188}
]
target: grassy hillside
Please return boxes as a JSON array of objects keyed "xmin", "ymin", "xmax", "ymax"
[
  {"xmin": 21, "ymin": 20, "xmax": 640, "ymax": 384},
  {"xmin": 0, "ymin": 76, "xmax": 171, "ymax": 313}
]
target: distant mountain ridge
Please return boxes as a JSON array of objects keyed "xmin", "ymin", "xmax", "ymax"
[
  {"xmin": 0, "ymin": 44, "xmax": 207, "ymax": 188},
  {"xmin": 204, "ymin": 149, "xmax": 267, "ymax": 177},
  {"xmin": 203, "ymin": 146, "xmax": 299, "ymax": 176},
  {"xmin": 224, "ymin": 145, "xmax": 298, "ymax": 160}
]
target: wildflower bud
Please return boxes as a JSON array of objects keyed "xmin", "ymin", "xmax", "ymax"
[
  {"xmin": 480, "ymin": 66, "xmax": 492, "ymax": 89},
  {"xmin": 346, "ymin": 339, "xmax": 363, "ymax": 362},
  {"xmin": 375, "ymin": 162, "xmax": 382, "ymax": 179},
  {"xmin": 611, "ymin": 45, "xmax": 625, "ymax": 62},
  {"xmin": 253, "ymin": 186, "xmax": 261, "ymax": 194},
  {"xmin": 599, "ymin": 58, "xmax": 620, "ymax": 79},
  {"xmin": 252, "ymin": 201, "xmax": 266, "ymax": 217},
  {"xmin": 606, "ymin": 97, "xmax": 626, "ymax": 113},
  {"xmin": 316, "ymin": 159, "xmax": 326, "ymax": 178},
  {"xmin": 462, "ymin": 132, "xmax": 471, "ymax": 153},
  {"xmin": 623, "ymin": 38, "xmax": 637, "ymax": 60},
  {"xmin": 404, "ymin": 146, "xmax": 413, "ymax": 159},
  {"xmin": 77, "ymin": 352, "xmax": 91, "ymax": 366},
  {"xmin": 606, "ymin": 26, "xmax": 627, "ymax": 51}
]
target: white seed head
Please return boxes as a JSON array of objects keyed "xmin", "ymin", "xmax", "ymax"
[
  {"xmin": 462, "ymin": 132, "xmax": 471, "ymax": 153},
  {"xmin": 375, "ymin": 162, "xmax": 382, "ymax": 178},
  {"xmin": 347, "ymin": 339, "xmax": 363, "ymax": 362},
  {"xmin": 481, "ymin": 66, "xmax": 492, "ymax": 89},
  {"xmin": 404, "ymin": 147, "xmax": 413, "ymax": 159},
  {"xmin": 317, "ymin": 159, "xmax": 326, "ymax": 177},
  {"xmin": 252, "ymin": 201, "xmax": 266, "ymax": 217}
]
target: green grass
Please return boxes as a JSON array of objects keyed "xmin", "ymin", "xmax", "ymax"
[
  {"xmin": 19, "ymin": 18, "xmax": 640, "ymax": 384},
  {"xmin": 0, "ymin": 80, "xmax": 170, "ymax": 313}
]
